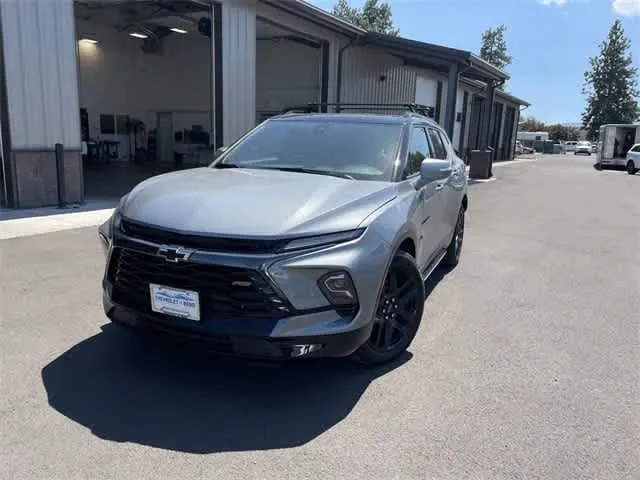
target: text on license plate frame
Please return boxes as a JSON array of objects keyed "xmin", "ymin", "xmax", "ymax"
[{"xmin": 149, "ymin": 283, "xmax": 201, "ymax": 321}]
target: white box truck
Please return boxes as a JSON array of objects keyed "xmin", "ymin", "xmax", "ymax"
[{"xmin": 595, "ymin": 123, "xmax": 640, "ymax": 169}]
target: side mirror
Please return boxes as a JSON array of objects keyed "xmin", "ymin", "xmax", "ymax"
[
  {"xmin": 214, "ymin": 146, "xmax": 228, "ymax": 158},
  {"xmin": 420, "ymin": 159, "xmax": 451, "ymax": 183}
]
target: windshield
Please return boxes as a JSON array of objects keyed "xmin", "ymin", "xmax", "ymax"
[
  {"xmin": 215, "ymin": 119, "xmax": 403, "ymax": 181},
  {"xmin": 577, "ymin": 141, "xmax": 591, "ymax": 146}
]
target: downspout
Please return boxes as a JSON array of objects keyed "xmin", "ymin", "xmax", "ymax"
[{"xmin": 336, "ymin": 39, "xmax": 357, "ymax": 113}]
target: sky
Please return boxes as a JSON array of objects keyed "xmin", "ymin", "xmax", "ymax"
[{"xmin": 309, "ymin": 0, "xmax": 640, "ymax": 124}]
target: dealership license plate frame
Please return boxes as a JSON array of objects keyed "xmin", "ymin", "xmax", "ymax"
[{"xmin": 149, "ymin": 283, "xmax": 201, "ymax": 321}]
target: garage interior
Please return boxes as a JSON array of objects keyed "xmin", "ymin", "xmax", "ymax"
[{"xmin": 74, "ymin": 0, "xmax": 325, "ymax": 199}]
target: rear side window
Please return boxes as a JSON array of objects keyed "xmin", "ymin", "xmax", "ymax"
[
  {"xmin": 406, "ymin": 127, "xmax": 431, "ymax": 177},
  {"xmin": 427, "ymin": 128, "xmax": 448, "ymax": 160}
]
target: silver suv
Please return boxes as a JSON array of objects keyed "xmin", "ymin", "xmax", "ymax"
[{"xmin": 98, "ymin": 112, "xmax": 468, "ymax": 365}]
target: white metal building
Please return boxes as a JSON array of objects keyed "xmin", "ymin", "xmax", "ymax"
[{"xmin": 0, "ymin": 0, "xmax": 528, "ymax": 208}]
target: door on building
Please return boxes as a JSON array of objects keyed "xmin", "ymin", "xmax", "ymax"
[
  {"xmin": 490, "ymin": 102, "xmax": 504, "ymax": 160},
  {"xmin": 156, "ymin": 112, "xmax": 174, "ymax": 165},
  {"xmin": 501, "ymin": 106, "xmax": 516, "ymax": 160},
  {"xmin": 467, "ymin": 96, "xmax": 483, "ymax": 157}
]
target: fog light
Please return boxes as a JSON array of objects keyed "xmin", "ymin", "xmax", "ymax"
[
  {"xmin": 318, "ymin": 271, "xmax": 358, "ymax": 307},
  {"xmin": 290, "ymin": 344, "xmax": 323, "ymax": 358}
]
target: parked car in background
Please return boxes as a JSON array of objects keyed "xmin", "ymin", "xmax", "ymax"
[
  {"xmin": 575, "ymin": 141, "xmax": 592, "ymax": 155},
  {"xmin": 98, "ymin": 110, "xmax": 469, "ymax": 366},
  {"xmin": 515, "ymin": 141, "xmax": 523, "ymax": 155},
  {"xmin": 564, "ymin": 141, "xmax": 578, "ymax": 153},
  {"xmin": 591, "ymin": 143, "xmax": 598, "ymax": 153},
  {"xmin": 515, "ymin": 141, "xmax": 534, "ymax": 155},
  {"xmin": 625, "ymin": 143, "xmax": 640, "ymax": 174}
]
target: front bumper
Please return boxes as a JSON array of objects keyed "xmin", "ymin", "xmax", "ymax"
[
  {"xmin": 104, "ymin": 291, "xmax": 372, "ymax": 360},
  {"xmin": 99, "ymin": 220, "xmax": 392, "ymax": 359}
]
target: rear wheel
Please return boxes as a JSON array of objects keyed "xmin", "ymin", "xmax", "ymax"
[
  {"xmin": 627, "ymin": 160, "xmax": 638, "ymax": 175},
  {"xmin": 351, "ymin": 251, "xmax": 425, "ymax": 366},
  {"xmin": 443, "ymin": 206, "xmax": 465, "ymax": 267}
]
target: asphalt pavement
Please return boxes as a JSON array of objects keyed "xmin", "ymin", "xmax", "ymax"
[{"xmin": 1, "ymin": 155, "xmax": 638, "ymax": 479}]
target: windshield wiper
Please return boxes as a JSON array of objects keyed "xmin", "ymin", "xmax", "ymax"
[
  {"xmin": 214, "ymin": 163, "xmax": 242, "ymax": 169},
  {"xmin": 263, "ymin": 166, "xmax": 354, "ymax": 180}
]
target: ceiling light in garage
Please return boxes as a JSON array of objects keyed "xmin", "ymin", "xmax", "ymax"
[
  {"xmin": 170, "ymin": 28, "xmax": 188, "ymax": 34},
  {"xmin": 78, "ymin": 38, "xmax": 98, "ymax": 45},
  {"xmin": 129, "ymin": 33, "xmax": 148, "ymax": 39}
]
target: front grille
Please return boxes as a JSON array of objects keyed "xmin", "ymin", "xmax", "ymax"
[
  {"xmin": 120, "ymin": 219, "xmax": 287, "ymax": 254},
  {"xmin": 109, "ymin": 248, "xmax": 292, "ymax": 319}
]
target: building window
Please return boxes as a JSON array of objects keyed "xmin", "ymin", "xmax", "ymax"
[{"xmin": 100, "ymin": 114, "xmax": 115, "ymax": 135}]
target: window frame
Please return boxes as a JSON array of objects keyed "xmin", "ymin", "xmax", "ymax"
[
  {"xmin": 426, "ymin": 127, "xmax": 450, "ymax": 162},
  {"xmin": 403, "ymin": 125, "xmax": 431, "ymax": 179}
]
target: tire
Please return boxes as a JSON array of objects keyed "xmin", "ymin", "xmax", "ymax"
[
  {"xmin": 351, "ymin": 251, "xmax": 425, "ymax": 366},
  {"xmin": 627, "ymin": 160, "xmax": 638, "ymax": 175},
  {"xmin": 443, "ymin": 206, "xmax": 465, "ymax": 267}
]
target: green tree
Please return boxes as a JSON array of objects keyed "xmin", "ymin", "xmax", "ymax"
[
  {"xmin": 582, "ymin": 20, "xmax": 639, "ymax": 140},
  {"xmin": 519, "ymin": 116, "xmax": 546, "ymax": 132},
  {"xmin": 332, "ymin": 0, "xmax": 399, "ymax": 36},
  {"xmin": 479, "ymin": 25, "xmax": 512, "ymax": 80},
  {"xmin": 547, "ymin": 124, "xmax": 580, "ymax": 142}
]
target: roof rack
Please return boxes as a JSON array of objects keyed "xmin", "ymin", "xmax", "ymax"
[{"xmin": 281, "ymin": 102, "xmax": 435, "ymax": 118}]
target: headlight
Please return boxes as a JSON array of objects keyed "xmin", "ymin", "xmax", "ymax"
[
  {"xmin": 97, "ymin": 195, "xmax": 126, "ymax": 257},
  {"xmin": 280, "ymin": 228, "xmax": 365, "ymax": 252}
]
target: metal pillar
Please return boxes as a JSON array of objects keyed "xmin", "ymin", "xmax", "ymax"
[
  {"xmin": 479, "ymin": 82, "xmax": 497, "ymax": 150},
  {"xmin": 444, "ymin": 63, "xmax": 459, "ymax": 139}
]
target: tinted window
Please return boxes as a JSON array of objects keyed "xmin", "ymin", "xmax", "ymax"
[
  {"xmin": 218, "ymin": 119, "xmax": 402, "ymax": 181},
  {"xmin": 631, "ymin": 145, "xmax": 640, "ymax": 152},
  {"xmin": 405, "ymin": 127, "xmax": 430, "ymax": 177},
  {"xmin": 427, "ymin": 128, "xmax": 448, "ymax": 160}
]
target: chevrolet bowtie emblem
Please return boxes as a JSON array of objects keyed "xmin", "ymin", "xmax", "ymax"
[{"xmin": 156, "ymin": 245, "xmax": 194, "ymax": 263}]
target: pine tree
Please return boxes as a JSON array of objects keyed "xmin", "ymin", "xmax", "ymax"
[
  {"xmin": 479, "ymin": 25, "xmax": 512, "ymax": 80},
  {"xmin": 332, "ymin": 0, "xmax": 399, "ymax": 36},
  {"xmin": 582, "ymin": 20, "xmax": 639, "ymax": 140}
]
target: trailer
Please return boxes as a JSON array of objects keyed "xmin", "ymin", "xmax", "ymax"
[
  {"xmin": 516, "ymin": 131, "xmax": 549, "ymax": 142},
  {"xmin": 596, "ymin": 123, "xmax": 640, "ymax": 169}
]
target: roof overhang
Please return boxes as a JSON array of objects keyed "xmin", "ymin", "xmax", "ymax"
[
  {"xmin": 461, "ymin": 78, "xmax": 530, "ymax": 107},
  {"xmin": 359, "ymin": 32, "xmax": 507, "ymax": 84},
  {"xmin": 258, "ymin": 0, "xmax": 366, "ymax": 38}
]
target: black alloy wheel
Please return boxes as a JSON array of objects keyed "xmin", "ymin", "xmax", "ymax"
[
  {"xmin": 351, "ymin": 251, "xmax": 424, "ymax": 365},
  {"xmin": 443, "ymin": 206, "xmax": 465, "ymax": 267},
  {"xmin": 627, "ymin": 161, "xmax": 637, "ymax": 175}
]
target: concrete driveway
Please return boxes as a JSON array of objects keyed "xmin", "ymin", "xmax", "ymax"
[{"xmin": 1, "ymin": 155, "xmax": 638, "ymax": 479}]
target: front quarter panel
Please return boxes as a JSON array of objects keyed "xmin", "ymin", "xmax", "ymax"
[{"xmin": 359, "ymin": 181, "xmax": 424, "ymax": 264}]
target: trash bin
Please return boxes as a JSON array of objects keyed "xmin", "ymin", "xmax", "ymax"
[
  {"xmin": 543, "ymin": 141, "xmax": 555, "ymax": 154},
  {"xmin": 469, "ymin": 150, "xmax": 492, "ymax": 179}
]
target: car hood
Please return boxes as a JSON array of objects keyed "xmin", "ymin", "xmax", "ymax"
[{"xmin": 120, "ymin": 167, "xmax": 398, "ymax": 237}]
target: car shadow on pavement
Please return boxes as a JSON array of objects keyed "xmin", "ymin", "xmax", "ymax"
[{"xmin": 41, "ymin": 323, "xmax": 411, "ymax": 454}]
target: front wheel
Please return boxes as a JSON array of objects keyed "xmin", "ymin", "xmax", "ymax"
[
  {"xmin": 627, "ymin": 160, "xmax": 638, "ymax": 175},
  {"xmin": 351, "ymin": 251, "xmax": 425, "ymax": 366}
]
